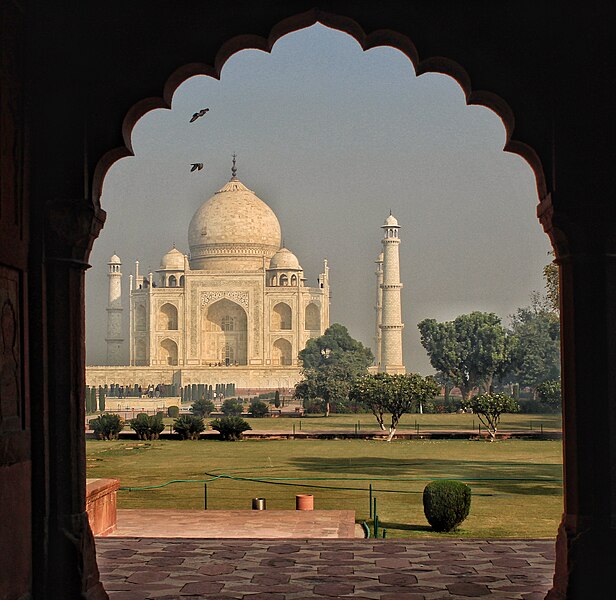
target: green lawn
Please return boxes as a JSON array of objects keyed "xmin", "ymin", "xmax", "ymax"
[{"xmin": 87, "ymin": 437, "xmax": 563, "ymax": 539}]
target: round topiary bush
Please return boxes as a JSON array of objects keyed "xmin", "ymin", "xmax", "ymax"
[{"xmin": 423, "ymin": 480, "xmax": 471, "ymax": 532}]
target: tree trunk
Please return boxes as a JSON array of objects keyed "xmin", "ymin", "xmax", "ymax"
[
  {"xmin": 325, "ymin": 402, "xmax": 330, "ymax": 417},
  {"xmin": 385, "ymin": 427, "xmax": 396, "ymax": 442}
]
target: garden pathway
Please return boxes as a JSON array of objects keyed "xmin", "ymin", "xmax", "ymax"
[{"xmin": 96, "ymin": 537, "xmax": 554, "ymax": 599}]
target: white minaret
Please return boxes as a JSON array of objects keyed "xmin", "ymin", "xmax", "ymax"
[
  {"xmin": 379, "ymin": 213, "xmax": 405, "ymax": 374},
  {"xmin": 374, "ymin": 252, "xmax": 384, "ymax": 368},
  {"xmin": 105, "ymin": 254, "xmax": 124, "ymax": 365}
]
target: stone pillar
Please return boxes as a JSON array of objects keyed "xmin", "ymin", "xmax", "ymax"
[
  {"xmin": 379, "ymin": 215, "xmax": 405, "ymax": 374},
  {"xmin": 105, "ymin": 255, "xmax": 123, "ymax": 365},
  {"xmin": 374, "ymin": 252, "xmax": 383, "ymax": 368}
]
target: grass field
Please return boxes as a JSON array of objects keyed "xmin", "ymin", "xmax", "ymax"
[{"xmin": 87, "ymin": 436, "xmax": 563, "ymax": 539}]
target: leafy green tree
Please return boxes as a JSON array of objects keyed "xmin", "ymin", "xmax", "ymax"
[
  {"xmin": 173, "ymin": 415, "xmax": 205, "ymax": 440},
  {"xmin": 221, "ymin": 398, "xmax": 243, "ymax": 416},
  {"xmin": 462, "ymin": 392, "xmax": 519, "ymax": 442},
  {"xmin": 537, "ymin": 379, "xmax": 561, "ymax": 411},
  {"xmin": 418, "ymin": 312, "xmax": 508, "ymax": 400},
  {"xmin": 210, "ymin": 416, "xmax": 252, "ymax": 441},
  {"xmin": 91, "ymin": 414, "xmax": 123, "ymax": 440},
  {"xmin": 191, "ymin": 398, "xmax": 216, "ymax": 417},
  {"xmin": 350, "ymin": 373, "xmax": 439, "ymax": 441},
  {"xmin": 543, "ymin": 256, "xmax": 560, "ymax": 314},
  {"xmin": 504, "ymin": 305, "xmax": 560, "ymax": 397},
  {"xmin": 129, "ymin": 413, "xmax": 165, "ymax": 440},
  {"xmin": 249, "ymin": 399, "xmax": 269, "ymax": 418},
  {"xmin": 350, "ymin": 374, "xmax": 388, "ymax": 430},
  {"xmin": 295, "ymin": 324, "xmax": 373, "ymax": 415}
]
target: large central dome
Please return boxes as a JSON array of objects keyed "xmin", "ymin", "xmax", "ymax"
[{"xmin": 188, "ymin": 177, "xmax": 282, "ymax": 271}]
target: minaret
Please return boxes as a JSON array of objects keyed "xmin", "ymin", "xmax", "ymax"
[
  {"xmin": 374, "ymin": 252, "xmax": 384, "ymax": 368},
  {"xmin": 379, "ymin": 213, "xmax": 405, "ymax": 374},
  {"xmin": 106, "ymin": 254, "xmax": 124, "ymax": 365}
]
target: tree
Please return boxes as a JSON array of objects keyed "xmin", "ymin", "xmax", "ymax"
[
  {"xmin": 210, "ymin": 416, "xmax": 252, "ymax": 441},
  {"xmin": 295, "ymin": 323, "xmax": 373, "ymax": 415},
  {"xmin": 350, "ymin": 373, "xmax": 439, "ymax": 441},
  {"xmin": 462, "ymin": 392, "xmax": 519, "ymax": 442},
  {"xmin": 221, "ymin": 398, "xmax": 243, "ymax": 416},
  {"xmin": 543, "ymin": 256, "xmax": 560, "ymax": 314},
  {"xmin": 273, "ymin": 390, "xmax": 281, "ymax": 408},
  {"xmin": 504, "ymin": 305, "xmax": 560, "ymax": 397},
  {"xmin": 249, "ymin": 399, "xmax": 269, "ymax": 418},
  {"xmin": 191, "ymin": 398, "xmax": 216, "ymax": 417},
  {"xmin": 537, "ymin": 379, "xmax": 561, "ymax": 411},
  {"xmin": 173, "ymin": 415, "xmax": 205, "ymax": 440},
  {"xmin": 418, "ymin": 312, "xmax": 508, "ymax": 400}
]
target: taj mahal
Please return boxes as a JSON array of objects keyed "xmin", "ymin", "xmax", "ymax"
[{"xmin": 86, "ymin": 162, "xmax": 404, "ymax": 392}]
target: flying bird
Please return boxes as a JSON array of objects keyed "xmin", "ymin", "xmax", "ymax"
[
  {"xmin": 190, "ymin": 163, "xmax": 204, "ymax": 172},
  {"xmin": 189, "ymin": 108, "xmax": 209, "ymax": 123}
]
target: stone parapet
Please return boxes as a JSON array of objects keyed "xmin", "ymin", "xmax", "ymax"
[{"xmin": 86, "ymin": 478, "xmax": 120, "ymax": 537}]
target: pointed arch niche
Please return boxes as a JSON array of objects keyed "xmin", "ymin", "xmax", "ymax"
[
  {"xmin": 203, "ymin": 299, "xmax": 247, "ymax": 364},
  {"xmin": 273, "ymin": 338, "xmax": 293, "ymax": 365},
  {"xmin": 272, "ymin": 302, "xmax": 292, "ymax": 330}
]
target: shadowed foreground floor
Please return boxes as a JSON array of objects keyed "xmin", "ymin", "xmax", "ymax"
[{"xmin": 96, "ymin": 538, "xmax": 554, "ymax": 599}]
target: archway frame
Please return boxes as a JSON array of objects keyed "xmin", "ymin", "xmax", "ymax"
[{"xmin": 18, "ymin": 4, "xmax": 616, "ymax": 599}]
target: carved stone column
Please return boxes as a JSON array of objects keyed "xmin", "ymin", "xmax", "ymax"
[
  {"xmin": 540, "ymin": 195, "xmax": 616, "ymax": 599},
  {"xmin": 43, "ymin": 199, "xmax": 107, "ymax": 599}
]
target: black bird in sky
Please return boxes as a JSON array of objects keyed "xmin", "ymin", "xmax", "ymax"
[
  {"xmin": 190, "ymin": 163, "xmax": 204, "ymax": 172},
  {"xmin": 189, "ymin": 108, "xmax": 209, "ymax": 123}
]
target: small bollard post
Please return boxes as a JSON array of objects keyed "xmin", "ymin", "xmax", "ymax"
[
  {"xmin": 369, "ymin": 484, "xmax": 373, "ymax": 518},
  {"xmin": 252, "ymin": 497, "xmax": 266, "ymax": 510},
  {"xmin": 169, "ymin": 424, "xmax": 172, "ymax": 435},
  {"xmin": 382, "ymin": 528, "xmax": 387, "ymax": 539},
  {"xmin": 472, "ymin": 419, "xmax": 475, "ymax": 431},
  {"xmin": 358, "ymin": 420, "xmax": 361, "ymax": 431},
  {"xmin": 374, "ymin": 513, "xmax": 379, "ymax": 539},
  {"xmin": 293, "ymin": 423, "xmax": 296, "ymax": 436},
  {"xmin": 541, "ymin": 423, "xmax": 543, "ymax": 434},
  {"xmin": 203, "ymin": 483, "xmax": 207, "ymax": 510},
  {"xmin": 299, "ymin": 420, "xmax": 302, "ymax": 431}
]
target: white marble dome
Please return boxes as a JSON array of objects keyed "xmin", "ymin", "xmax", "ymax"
[
  {"xmin": 383, "ymin": 213, "xmax": 399, "ymax": 227},
  {"xmin": 109, "ymin": 254, "xmax": 121, "ymax": 264},
  {"xmin": 269, "ymin": 247, "xmax": 302, "ymax": 270},
  {"xmin": 160, "ymin": 247, "xmax": 184, "ymax": 270},
  {"xmin": 188, "ymin": 177, "xmax": 282, "ymax": 271}
]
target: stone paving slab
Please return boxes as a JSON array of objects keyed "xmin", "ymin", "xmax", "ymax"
[
  {"xmin": 108, "ymin": 510, "xmax": 357, "ymax": 539},
  {"xmin": 97, "ymin": 538, "xmax": 555, "ymax": 599}
]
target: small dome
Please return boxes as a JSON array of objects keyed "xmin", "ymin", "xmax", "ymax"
[
  {"xmin": 269, "ymin": 247, "xmax": 302, "ymax": 270},
  {"xmin": 383, "ymin": 213, "xmax": 399, "ymax": 227},
  {"xmin": 160, "ymin": 247, "xmax": 185, "ymax": 270},
  {"xmin": 109, "ymin": 254, "xmax": 121, "ymax": 264}
]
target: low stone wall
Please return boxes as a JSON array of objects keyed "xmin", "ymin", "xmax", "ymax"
[{"xmin": 86, "ymin": 478, "xmax": 120, "ymax": 536}]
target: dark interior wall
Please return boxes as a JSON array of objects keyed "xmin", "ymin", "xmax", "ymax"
[{"xmin": 0, "ymin": 0, "xmax": 31, "ymax": 597}]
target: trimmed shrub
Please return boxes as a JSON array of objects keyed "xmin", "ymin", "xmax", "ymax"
[
  {"xmin": 173, "ymin": 415, "xmax": 205, "ymax": 440},
  {"xmin": 423, "ymin": 480, "xmax": 471, "ymax": 532},
  {"xmin": 129, "ymin": 413, "xmax": 165, "ymax": 440},
  {"xmin": 210, "ymin": 416, "xmax": 252, "ymax": 441},
  {"xmin": 274, "ymin": 390, "xmax": 281, "ymax": 408},
  {"xmin": 191, "ymin": 398, "xmax": 216, "ymax": 417},
  {"xmin": 91, "ymin": 413, "xmax": 124, "ymax": 440},
  {"xmin": 249, "ymin": 399, "xmax": 269, "ymax": 418},
  {"xmin": 221, "ymin": 398, "xmax": 243, "ymax": 416},
  {"xmin": 167, "ymin": 405, "xmax": 180, "ymax": 418}
]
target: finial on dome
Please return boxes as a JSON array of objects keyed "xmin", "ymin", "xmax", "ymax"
[{"xmin": 231, "ymin": 153, "xmax": 237, "ymax": 179}]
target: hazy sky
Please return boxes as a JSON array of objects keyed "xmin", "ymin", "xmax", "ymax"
[{"xmin": 86, "ymin": 24, "xmax": 551, "ymax": 374}]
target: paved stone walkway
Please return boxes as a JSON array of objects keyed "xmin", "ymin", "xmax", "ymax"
[{"xmin": 96, "ymin": 538, "xmax": 554, "ymax": 599}]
